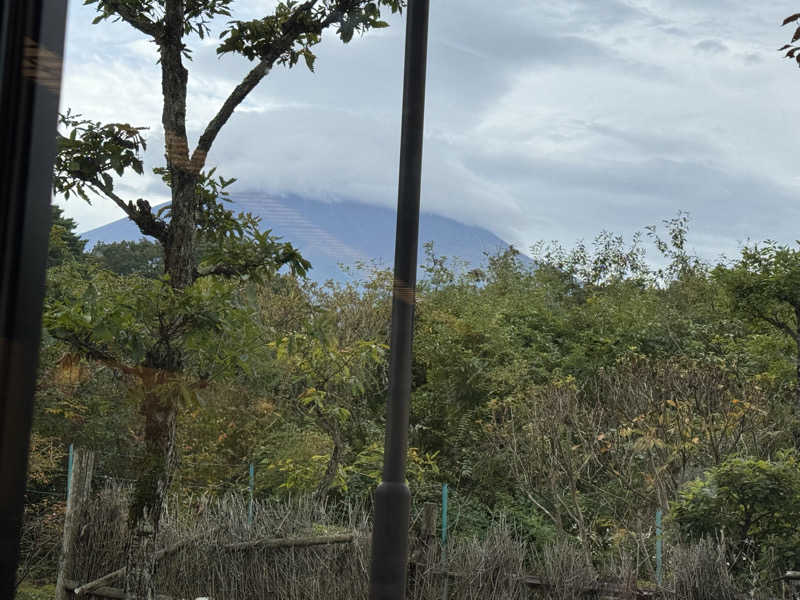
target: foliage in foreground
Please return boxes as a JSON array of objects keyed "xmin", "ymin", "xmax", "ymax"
[{"xmin": 25, "ymin": 213, "xmax": 800, "ymax": 592}]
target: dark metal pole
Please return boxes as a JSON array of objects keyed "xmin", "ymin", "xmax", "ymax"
[
  {"xmin": 0, "ymin": 0, "xmax": 67, "ymax": 596},
  {"xmin": 368, "ymin": 1, "xmax": 429, "ymax": 598}
]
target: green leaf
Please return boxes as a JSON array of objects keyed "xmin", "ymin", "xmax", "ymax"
[
  {"xmin": 303, "ymin": 50, "xmax": 316, "ymax": 72},
  {"xmin": 340, "ymin": 22, "xmax": 354, "ymax": 43}
]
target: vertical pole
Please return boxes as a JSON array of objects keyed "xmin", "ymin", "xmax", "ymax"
[
  {"xmin": 55, "ymin": 448, "xmax": 94, "ymax": 600},
  {"xmin": 441, "ymin": 483, "xmax": 448, "ymax": 600},
  {"xmin": 248, "ymin": 462, "xmax": 254, "ymax": 526},
  {"xmin": 368, "ymin": 1, "xmax": 429, "ymax": 599},
  {"xmin": 0, "ymin": 0, "xmax": 68, "ymax": 595},
  {"xmin": 441, "ymin": 484, "xmax": 448, "ymax": 545},
  {"xmin": 656, "ymin": 509, "xmax": 663, "ymax": 586},
  {"xmin": 66, "ymin": 443, "xmax": 73, "ymax": 501}
]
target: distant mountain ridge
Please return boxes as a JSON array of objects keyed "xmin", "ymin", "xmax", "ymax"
[{"xmin": 80, "ymin": 193, "xmax": 528, "ymax": 282}]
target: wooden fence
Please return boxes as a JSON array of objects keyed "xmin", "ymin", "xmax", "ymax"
[{"xmin": 50, "ymin": 449, "xmax": 800, "ymax": 600}]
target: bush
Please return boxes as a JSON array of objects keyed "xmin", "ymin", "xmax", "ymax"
[{"xmin": 671, "ymin": 452, "xmax": 800, "ymax": 576}]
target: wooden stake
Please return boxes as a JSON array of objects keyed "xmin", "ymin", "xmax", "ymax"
[
  {"xmin": 421, "ymin": 502, "xmax": 437, "ymax": 539},
  {"xmin": 55, "ymin": 448, "xmax": 94, "ymax": 600}
]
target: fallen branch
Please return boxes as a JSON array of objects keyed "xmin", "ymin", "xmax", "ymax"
[
  {"xmin": 224, "ymin": 533, "xmax": 354, "ymax": 551},
  {"xmin": 64, "ymin": 579, "xmax": 173, "ymax": 600}
]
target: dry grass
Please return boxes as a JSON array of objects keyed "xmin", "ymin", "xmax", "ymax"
[
  {"xmin": 409, "ymin": 518, "xmax": 527, "ymax": 600},
  {"xmin": 532, "ymin": 537, "xmax": 597, "ymax": 600},
  {"xmin": 667, "ymin": 537, "xmax": 736, "ymax": 600}
]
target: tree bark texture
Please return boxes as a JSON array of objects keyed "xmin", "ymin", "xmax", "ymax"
[
  {"xmin": 124, "ymin": 387, "xmax": 178, "ymax": 599},
  {"xmin": 160, "ymin": 0, "xmax": 197, "ymax": 292}
]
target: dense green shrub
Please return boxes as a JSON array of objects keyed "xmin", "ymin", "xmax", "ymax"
[{"xmin": 671, "ymin": 452, "xmax": 800, "ymax": 575}]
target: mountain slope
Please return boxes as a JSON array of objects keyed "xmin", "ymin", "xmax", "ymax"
[{"xmin": 80, "ymin": 193, "xmax": 528, "ymax": 282}]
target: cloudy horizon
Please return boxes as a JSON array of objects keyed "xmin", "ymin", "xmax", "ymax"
[{"xmin": 57, "ymin": 0, "xmax": 800, "ymax": 264}]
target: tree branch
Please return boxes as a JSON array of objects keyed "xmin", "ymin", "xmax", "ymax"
[
  {"xmin": 758, "ymin": 314, "xmax": 797, "ymax": 339},
  {"xmin": 190, "ymin": 0, "xmax": 339, "ymax": 172},
  {"xmin": 50, "ymin": 331, "xmax": 141, "ymax": 378},
  {"xmin": 89, "ymin": 180, "xmax": 169, "ymax": 245},
  {"xmin": 193, "ymin": 259, "xmax": 265, "ymax": 280},
  {"xmin": 99, "ymin": 0, "xmax": 162, "ymax": 38},
  {"xmin": 190, "ymin": 59, "xmax": 271, "ymax": 172}
]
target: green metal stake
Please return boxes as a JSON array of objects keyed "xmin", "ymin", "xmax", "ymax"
[
  {"xmin": 248, "ymin": 462, "xmax": 255, "ymax": 526},
  {"xmin": 441, "ymin": 483, "xmax": 448, "ymax": 600},
  {"xmin": 66, "ymin": 443, "xmax": 74, "ymax": 501},
  {"xmin": 656, "ymin": 509, "xmax": 663, "ymax": 585}
]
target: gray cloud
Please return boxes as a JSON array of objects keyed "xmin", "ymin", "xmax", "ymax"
[
  {"xmin": 59, "ymin": 0, "xmax": 800, "ymax": 263},
  {"xmin": 694, "ymin": 39, "xmax": 729, "ymax": 54}
]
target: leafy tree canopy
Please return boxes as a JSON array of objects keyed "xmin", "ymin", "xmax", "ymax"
[
  {"xmin": 91, "ymin": 239, "xmax": 164, "ymax": 278},
  {"xmin": 48, "ymin": 204, "xmax": 87, "ymax": 267}
]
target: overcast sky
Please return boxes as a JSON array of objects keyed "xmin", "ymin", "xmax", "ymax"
[{"xmin": 57, "ymin": 0, "xmax": 800, "ymax": 263}]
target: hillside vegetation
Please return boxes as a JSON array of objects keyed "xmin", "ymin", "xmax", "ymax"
[{"xmin": 25, "ymin": 211, "xmax": 800, "ymax": 592}]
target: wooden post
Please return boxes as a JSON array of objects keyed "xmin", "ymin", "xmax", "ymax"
[
  {"xmin": 55, "ymin": 448, "xmax": 94, "ymax": 600},
  {"xmin": 421, "ymin": 502, "xmax": 437, "ymax": 539},
  {"xmin": 441, "ymin": 484, "xmax": 449, "ymax": 600}
]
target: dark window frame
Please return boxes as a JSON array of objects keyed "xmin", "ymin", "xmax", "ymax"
[{"xmin": 0, "ymin": 0, "xmax": 67, "ymax": 595}]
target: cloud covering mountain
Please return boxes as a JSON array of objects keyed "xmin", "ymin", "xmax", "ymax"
[
  {"xmin": 81, "ymin": 194, "xmax": 528, "ymax": 282},
  {"xmin": 59, "ymin": 0, "xmax": 800, "ymax": 263}
]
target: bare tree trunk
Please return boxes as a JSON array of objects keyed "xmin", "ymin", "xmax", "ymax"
[
  {"xmin": 124, "ymin": 388, "xmax": 178, "ymax": 600},
  {"xmin": 163, "ymin": 179, "xmax": 197, "ymax": 289},
  {"xmin": 314, "ymin": 417, "xmax": 343, "ymax": 499},
  {"xmin": 124, "ymin": 522, "xmax": 159, "ymax": 600}
]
